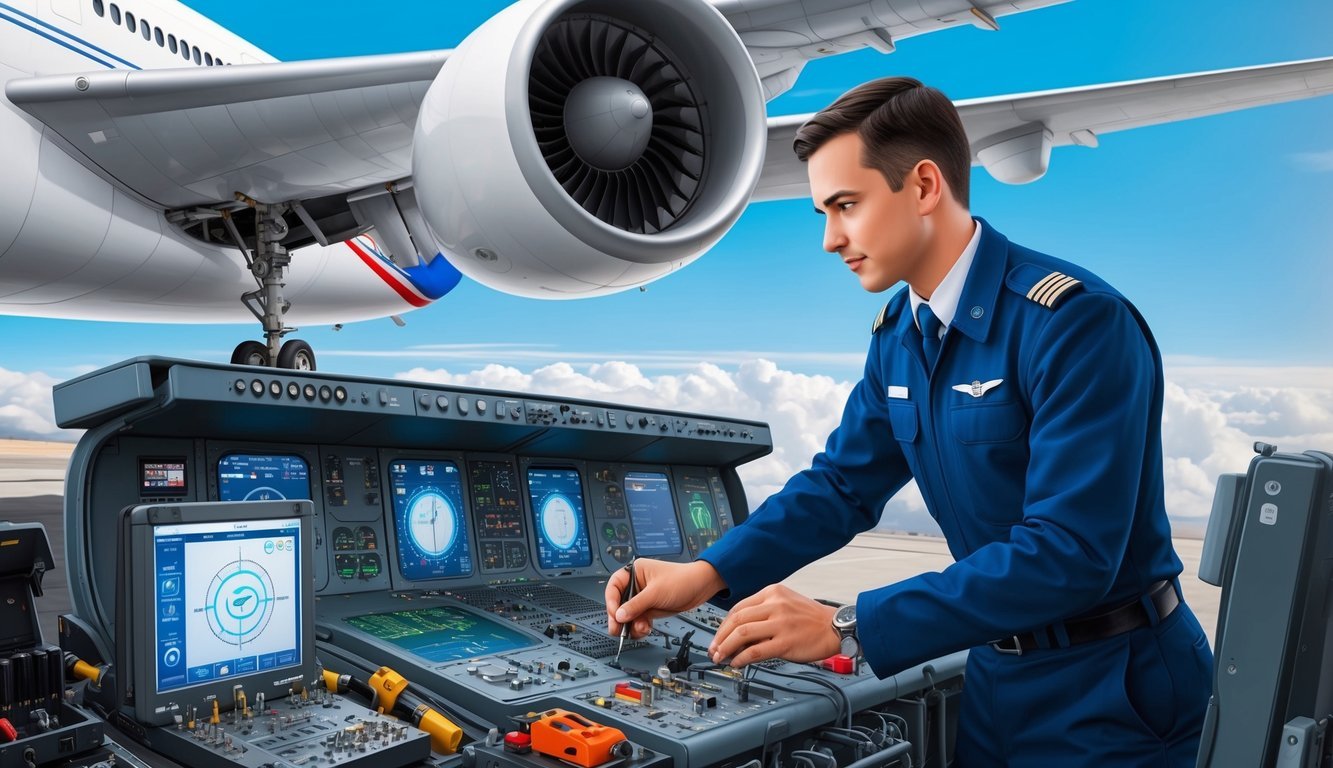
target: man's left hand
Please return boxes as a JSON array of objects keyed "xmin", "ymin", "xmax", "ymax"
[{"xmin": 708, "ymin": 585, "xmax": 841, "ymax": 667}]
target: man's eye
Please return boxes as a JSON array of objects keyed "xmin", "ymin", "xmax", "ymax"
[{"xmin": 838, "ymin": 201, "xmax": 856, "ymax": 211}]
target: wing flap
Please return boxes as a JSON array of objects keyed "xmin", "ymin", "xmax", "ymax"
[{"xmin": 5, "ymin": 51, "xmax": 446, "ymax": 208}]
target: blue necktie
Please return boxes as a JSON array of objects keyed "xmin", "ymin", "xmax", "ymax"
[{"xmin": 917, "ymin": 303, "xmax": 942, "ymax": 366}]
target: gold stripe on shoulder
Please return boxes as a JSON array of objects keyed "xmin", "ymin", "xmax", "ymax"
[
  {"xmin": 1026, "ymin": 272, "xmax": 1064, "ymax": 302},
  {"xmin": 1046, "ymin": 277, "xmax": 1083, "ymax": 307},
  {"xmin": 871, "ymin": 304, "xmax": 889, "ymax": 333},
  {"xmin": 1035, "ymin": 274, "xmax": 1078, "ymax": 307}
]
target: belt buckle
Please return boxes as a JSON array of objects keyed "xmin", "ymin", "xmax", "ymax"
[{"xmin": 990, "ymin": 636, "xmax": 1024, "ymax": 656}]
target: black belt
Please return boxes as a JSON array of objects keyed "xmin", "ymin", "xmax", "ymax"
[{"xmin": 989, "ymin": 579, "xmax": 1179, "ymax": 656}]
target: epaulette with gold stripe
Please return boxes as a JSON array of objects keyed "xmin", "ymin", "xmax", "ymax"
[
  {"xmin": 871, "ymin": 303, "xmax": 890, "ymax": 334},
  {"xmin": 1006, "ymin": 264, "xmax": 1085, "ymax": 309}
]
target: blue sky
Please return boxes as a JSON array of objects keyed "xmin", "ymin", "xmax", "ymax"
[{"xmin": 1, "ymin": 0, "xmax": 1330, "ymax": 381}]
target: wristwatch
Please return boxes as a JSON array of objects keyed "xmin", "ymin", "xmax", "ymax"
[{"xmin": 832, "ymin": 604, "xmax": 860, "ymax": 657}]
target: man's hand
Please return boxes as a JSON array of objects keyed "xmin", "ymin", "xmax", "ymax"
[
  {"xmin": 606, "ymin": 559, "xmax": 727, "ymax": 639},
  {"xmin": 708, "ymin": 585, "xmax": 841, "ymax": 667}
]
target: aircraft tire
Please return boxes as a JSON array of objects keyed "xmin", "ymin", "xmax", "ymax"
[
  {"xmin": 277, "ymin": 339, "xmax": 317, "ymax": 371},
  {"xmin": 231, "ymin": 340, "xmax": 270, "ymax": 367}
]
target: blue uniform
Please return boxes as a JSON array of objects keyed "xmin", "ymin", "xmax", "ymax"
[{"xmin": 699, "ymin": 219, "xmax": 1212, "ymax": 766}]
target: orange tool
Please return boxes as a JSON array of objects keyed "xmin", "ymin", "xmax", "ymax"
[{"xmin": 528, "ymin": 708, "xmax": 630, "ymax": 768}]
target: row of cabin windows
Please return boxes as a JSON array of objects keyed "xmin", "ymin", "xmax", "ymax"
[{"xmin": 91, "ymin": 0, "xmax": 226, "ymax": 66}]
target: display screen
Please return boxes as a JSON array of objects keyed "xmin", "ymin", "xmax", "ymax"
[
  {"xmin": 526, "ymin": 467, "xmax": 591, "ymax": 570},
  {"xmin": 470, "ymin": 460, "xmax": 525, "ymax": 538},
  {"xmin": 678, "ymin": 473, "xmax": 723, "ymax": 556},
  {"xmin": 624, "ymin": 471, "xmax": 683, "ymax": 556},
  {"xmin": 217, "ymin": 455, "xmax": 310, "ymax": 502},
  {"xmin": 152, "ymin": 518, "xmax": 302, "ymax": 694},
  {"xmin": 390, "ymin": 459, "xmax": 472, "ymax": 580},
  {"xmin": 343, "ymin": 606, "xmax": 535, "ymax": 663},
  {"xmin": 141, "ymin": 459, "xmax": 188, "ymax": 496}
]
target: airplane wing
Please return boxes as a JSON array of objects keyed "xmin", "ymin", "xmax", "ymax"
[
  {"xmin": 754, "ymin": 56, "xmax": 1333, "ymax": 201},
  {"xmin": 2, "ymin": 1, "xmax": 1079, "ymax": 211},
  {"xmin": 5, "ymin": 50, "xmax": 447, "ymax": 209},
  {"xmin": 709, "ymin": 0, "xmax": 1072, "ymax": 99}
]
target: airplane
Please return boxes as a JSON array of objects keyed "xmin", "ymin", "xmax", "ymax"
[{"xmin": 0, "ymin": 0, "xmax": 1330, "ymax": 370}]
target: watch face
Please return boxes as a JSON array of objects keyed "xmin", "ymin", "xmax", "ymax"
[{"xmin": 834, "ymin": 603, "xmax": 856, "ymax": 627}]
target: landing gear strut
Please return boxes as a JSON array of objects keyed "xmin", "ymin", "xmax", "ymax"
[{"xmin": 221, "ymin": 200, "xmax": 317, "ymax": 370}]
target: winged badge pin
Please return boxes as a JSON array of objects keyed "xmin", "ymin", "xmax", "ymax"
[{"xmin": 952, "ymin": 379, "xmax": 1003, "ymax": 398}]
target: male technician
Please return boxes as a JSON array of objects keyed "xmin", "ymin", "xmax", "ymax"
[{"xmin": 606, "ymin": 77, "xmax": 1212, "ymax": 766}]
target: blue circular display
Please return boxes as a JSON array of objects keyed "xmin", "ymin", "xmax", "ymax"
[
  {"xmin": 406, "ymin": 489, "xmax": 459, "ymax": 556},
  {"xmin": 539, "ymin": 493, "xmax": 581, "ymax": 550},
  {"xmin": 205, "ymin": 561, "xmax": 275, "ymax": 646}
]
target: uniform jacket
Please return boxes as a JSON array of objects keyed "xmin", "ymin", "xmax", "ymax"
[{"xmin": 698, "ymin": 218, "xmax": 1183, "ymax": 677}]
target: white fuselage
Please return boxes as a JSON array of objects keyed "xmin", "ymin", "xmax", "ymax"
[{"xmin": 0, "ymin": 0, "xmax": 420, "ymax": 324}]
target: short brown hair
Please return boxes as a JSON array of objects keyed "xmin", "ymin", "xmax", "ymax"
[{"xmin": 793, "ymin": 77, "xmax": 971, "ymax": 207}]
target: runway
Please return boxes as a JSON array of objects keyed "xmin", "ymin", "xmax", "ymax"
[{"xmin": 0, "ymin": 439, "xmax": 1221, "ymax": 650}]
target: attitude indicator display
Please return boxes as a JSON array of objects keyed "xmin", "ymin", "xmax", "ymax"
[
  {"xmin": 526, "ymin": 467, "xmax": 591, "ymax": 570},
  {"xmin": 390, "ymin": 459, "xmax": 472, "ymax": 580}
]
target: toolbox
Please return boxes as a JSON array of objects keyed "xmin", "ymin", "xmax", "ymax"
[{"xmin": 0, "ymin": 522, "xmax": 104, "ymax": 768}]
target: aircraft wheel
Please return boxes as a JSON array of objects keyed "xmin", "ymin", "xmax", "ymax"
[
  {"xmin": 231, "ymin": 340, "xmax": 270, "ymax": 367},
  {"xmin": 277, "ymin": 339, "xmax": 317, "ymax": 371}
]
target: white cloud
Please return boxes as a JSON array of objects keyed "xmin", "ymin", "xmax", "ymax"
[
  {"xmin": 0, "ymin": 367, "xmax": 70, "ymax": 440},
  {"xmin": 1291, "ymin": 149, "xmax": 1333, "ymax": 172}
]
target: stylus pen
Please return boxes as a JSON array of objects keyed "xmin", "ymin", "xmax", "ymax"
[{"xmin": 614, "ymin": 559, "xmax": 637, "ymax": 666}]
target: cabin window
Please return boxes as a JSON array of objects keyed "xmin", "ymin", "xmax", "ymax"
[
  {"xmin": 168, "ymin": 33, "xmax": 177, "ymax": 53},
  {"xmin": 204, "ymin": 52, "xmax": 213, "ymax": 65},
  {"xmin": 109, "ymin": 3, "xmax": 120, "ymax": 24},
  {"xmin": 141, "ymin": 19, "xmax": 151, "ymax": 40},
  {"xmin": 192, "ymin": 46, "xmax": 200, "ymax": 64},
  {"xmin": 154, "ymin": 27, "xmax": 163, "ymax": 46},
  {"xmin": 124, "ymin": 12, "xmax": 134, "ymax": 33},
  {"xmin": 180, "ymin": 38, "xmax": 190, "ymax": 60},
  {"xmin": 92, "ymin": 0, "xmax": 104, "ymax": 17}
]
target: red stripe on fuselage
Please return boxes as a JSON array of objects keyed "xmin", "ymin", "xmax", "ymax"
[{"xmin": 346, "ymin": 240, "xmax": 430, "ymax": 308}]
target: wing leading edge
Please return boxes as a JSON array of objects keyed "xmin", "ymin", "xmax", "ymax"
[{"xmin": 755, "ymin": 56, "xmax": 1333, "ymax": 201}]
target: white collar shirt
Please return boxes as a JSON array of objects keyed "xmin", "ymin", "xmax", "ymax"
[{"xmin": 910, "ymin": 219, "xmax": 981, "ymax": 337}]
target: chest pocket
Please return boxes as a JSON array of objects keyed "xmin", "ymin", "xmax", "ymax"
[
  {"xmin": 887, "ymin": 401, "xmax": 918, "ymax": 443},
  {"xmin": 950, "ymin": 400, "xmax": 1027, "ymax": 444}
]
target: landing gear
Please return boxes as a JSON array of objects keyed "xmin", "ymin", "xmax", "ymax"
[{"xmin": 219, "ymin": 199, "xmax": 318, "ymax": 370}]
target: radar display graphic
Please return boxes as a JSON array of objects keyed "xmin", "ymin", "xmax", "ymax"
[
  {"xmin": 344, "ymin": 606, "xmax": 534, "ymax": 663},
  {"xmin": 204, "ymin": 557, "xmax": 276, "ymax": 646}
]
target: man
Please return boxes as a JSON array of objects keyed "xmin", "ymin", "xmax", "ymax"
[{"xmin": 606, "ymin": 77, "xmax": 1212, "ymax": 766}]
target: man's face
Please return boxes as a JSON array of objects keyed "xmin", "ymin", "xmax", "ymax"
[{"xmin": 807, "ymin": 132, "xmax": 928, "ymax": 293}]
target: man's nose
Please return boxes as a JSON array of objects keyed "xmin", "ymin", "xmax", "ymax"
[{"xmin": 823, "ymin": 221, "xmax": 847, "ymax": 254}]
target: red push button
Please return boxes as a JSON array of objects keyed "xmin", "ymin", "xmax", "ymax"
[
  {"xmin": 820, "ymin": 654, "xmax": 855, "ymax": 674},
  {"xmin": 504, "ymin": 731, "xmax": 532, "ymax": 753}
]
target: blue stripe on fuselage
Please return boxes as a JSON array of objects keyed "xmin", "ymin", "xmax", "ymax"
[{"xmin": 0, "ymin": 1, "xmax": 139, "ymax": 70}]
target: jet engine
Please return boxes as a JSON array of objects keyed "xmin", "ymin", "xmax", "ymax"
[{"xmin": 412, "ymin": 0, "xmax": 766, "ymax": 298}]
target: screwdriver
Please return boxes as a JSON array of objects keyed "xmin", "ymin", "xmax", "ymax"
[{"xmin": 613, "ymin": 559, "xmax": 637, "ymax": 666}]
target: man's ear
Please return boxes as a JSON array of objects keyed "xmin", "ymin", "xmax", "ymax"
[{"xmin": 912, "ymin": 159, "xmax": 946, "ymax": 216}]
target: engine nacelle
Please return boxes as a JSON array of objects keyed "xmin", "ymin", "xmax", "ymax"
[{"xmin": 412, "ymin": 0, "xmax": 766, "ymax": 298}]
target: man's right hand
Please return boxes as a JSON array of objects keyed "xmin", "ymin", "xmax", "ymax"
[{"xmin": 605, "ymin": 559, "xmax": 727, "ymax": 639}]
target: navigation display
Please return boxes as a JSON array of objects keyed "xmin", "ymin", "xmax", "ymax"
[
  {"xmin": 526, "ymin": 467, "xmax": 591, "ymax": 570},
  {"xmin": 152, "ymin": 517, "xmax": 302, "ymax": 694},
  {"xmin": 390, "ymin": 459, "xmax": 473, "ymax": 580},
  {"xmin": 217, "ymin": 454, "xmax": 310, "ymax": 502},
  {"xmin": 343, "ymin": 606, "xmax": 534, "ymax": 663},
  {"xmin": 624, "ymin": 471, "xmax": 683, "ymax": 556}
]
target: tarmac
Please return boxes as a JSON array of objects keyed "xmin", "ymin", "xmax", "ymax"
[{"xmin": 0, "ymin": 438, "xmax": 1221, "ymax": 648}]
